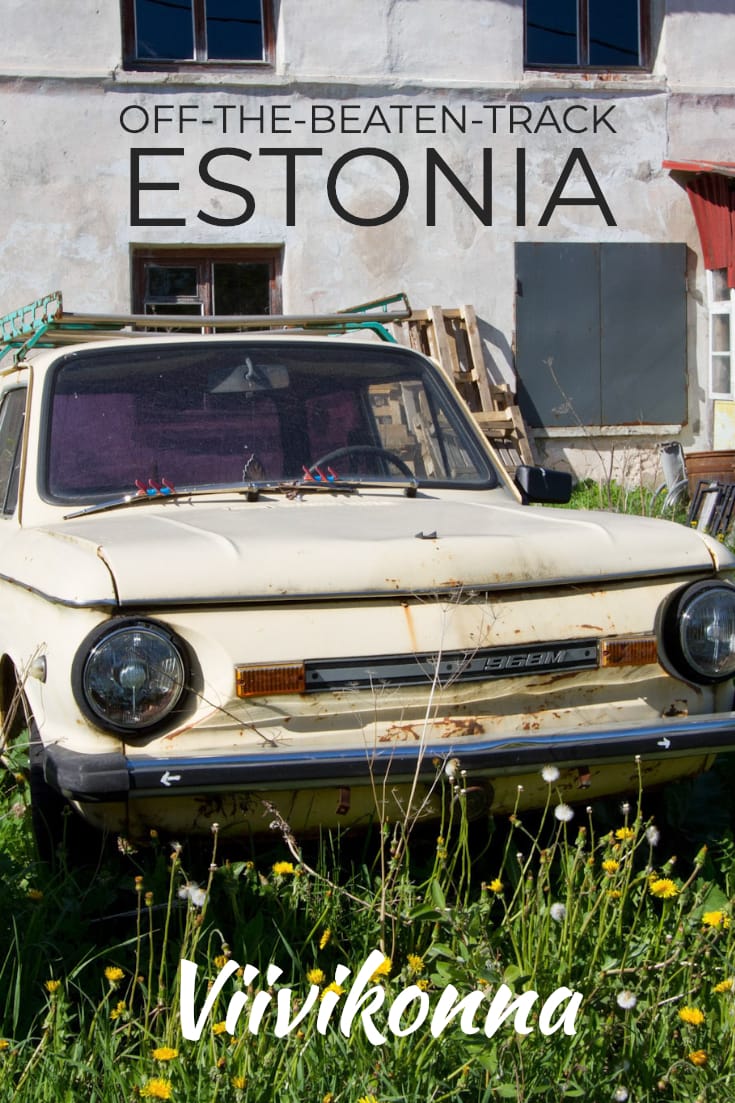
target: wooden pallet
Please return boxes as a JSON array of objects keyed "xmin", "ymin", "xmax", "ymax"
[{"xmin": 392, "ymin": 305, "xmax": 534, "ymax": 469}]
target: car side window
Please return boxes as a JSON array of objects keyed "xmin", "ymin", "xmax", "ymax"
[{"xmin": 0, "ymin": 388, "xmax": 26, "ymax": 515}]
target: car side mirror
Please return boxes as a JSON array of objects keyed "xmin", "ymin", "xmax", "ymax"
[{"xmin": 514, "ymin": 464, "xmax": 573, "ymax": 505}]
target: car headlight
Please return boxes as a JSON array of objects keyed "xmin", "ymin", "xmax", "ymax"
[
  {"xmin": 74, "ymin": 620, "xmax": 187, "ymax": 732},
  {"xmin": 662, "ymin": 581, "xmax": 735, "ymax": 684}
]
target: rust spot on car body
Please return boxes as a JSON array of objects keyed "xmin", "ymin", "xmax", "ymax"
[
  {"xmin": 379, "ymin": 716, "xmax": 484, "ymax": 743},
  {"xmin": 401, "ymin": 601, "xmax": 418, "ymax": 653}
]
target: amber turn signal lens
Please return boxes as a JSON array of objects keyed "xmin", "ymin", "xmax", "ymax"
[
  {"xmin": 600, "ymin": 637, "xmax": 659, "ymax": 667},
  {"xmin": 235, "ymin": 662, "xmax": 306, "ymax": 698}
]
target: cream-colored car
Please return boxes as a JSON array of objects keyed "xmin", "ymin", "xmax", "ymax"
[{"xmin": 2, "ymin": 294, "xmax": 735, "ymax": 859}]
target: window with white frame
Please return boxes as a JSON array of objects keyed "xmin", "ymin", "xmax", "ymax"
[{"xmin": 708, "ymin": 269, "xmax": 735, "ymax": 399}]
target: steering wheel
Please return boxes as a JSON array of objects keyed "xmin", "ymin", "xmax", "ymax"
[{"xmin": 308, "ymin": 444, "xmax": 415, "ymax": 479}]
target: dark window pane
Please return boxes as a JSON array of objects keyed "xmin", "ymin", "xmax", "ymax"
[
  {"xmin": 589, "ymin": 0, "xmax": 640, "ymax": 66},
  {"xmin": 526, "ymin": 0, "xmax": 578, "ymax": 66},
  {"xmin": 213, "ymin": 263, "xmax": 271, "ymax": 314},
  {"xmin": 135, "ymin": 0, "xmax": 194, "ymax": 59},
  {"xmin": 147, "ymin": 265, "xmax": 199, "ymax": 298},
  {"xmin": 206, "ymin": 0, "xmax": 263, "ymax": 60},
  {"xmin": 0, "ymin": 389, "xmax": 26, "ymax": 514}
]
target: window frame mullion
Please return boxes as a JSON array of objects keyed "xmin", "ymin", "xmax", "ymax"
[
  {"xmin": 193, "ymin": 0, "xmax": 207, "ymax": 61},
  {"xmin": 578, "ymin": 0, "xmax": 588, "ymax": 67}
]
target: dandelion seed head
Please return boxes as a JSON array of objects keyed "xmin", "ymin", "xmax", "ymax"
[
  {"xmin": 554, "ymin": 803, "xmax": 574, "ymax": 823},
  {"xmin": 613, "ymin": 1088, "xmax": 629, "ymax": 1102},
  {"xmin": 445, "ymin": 757, "xmax": 460, "ymax": 779},
  {"xmin": 645, "ymin": 825, "xmax": 661, "ymax": 847},
  {"xmin": 541, "ymin": 765, "xmax": 560, "ymax": 783},
  {"xmin": 620, "ymin": 801, "xmax": 631, "ymax": 816},
  {"xmin": 616, "ymin": 990, "xmax": 637, "ymax": 1010},
  {"xmin": 178, "ymin": 882, "xmax": 207, "ymax": 908},
  {"xmin": 550, "ymin": 902, "xmax": 567, "ymax": 923}
]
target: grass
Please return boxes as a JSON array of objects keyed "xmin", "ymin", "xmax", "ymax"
[
  {"xmin": 3, "ymin": 754, "xmax": 735, "ymax": 1101},
  {"xmin": 2, "ymin": 476, "xmax": 735, "ymax": 1101}
]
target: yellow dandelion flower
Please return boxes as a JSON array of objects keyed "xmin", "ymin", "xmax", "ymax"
[
  {"xmin": 487, "ymin": 878, "xmax": 503, "ymax": 893},
  {"xmin": 110, "ymin": 1000, "xmax": 126, "ymax": 1020},
  {"xmin": 213, "ymin": 955, "xmax": 228, "ymax": 969},
  {"xmin": 319, "ymin": 982, "xmax": 345, "ymax": 1001},
  {"xmin": 319, "ymin": 929, "xmax": 331, "ymax": 950},
  {"xmin": 702, "ymin": 910, "xmax": 727, "ymax": 928},
  {"xmin": 357, "ymin": 1095, "xmax": 379, "ymax": 1103},
  {"xmin": 232, "ymin": 1077, "xmax": 246, "ymax": 1090},
  {"xmin": 370, "ymin": 956, "xmax": 392, "ymax": 982},
  {"xmin": 212, "ymin": 1021, "xmax": 228, "ymax": 1035},
  {"xmin": 272, "ymin": 861, "xmax": 295, "ymax": 875},
  {"xmin": 322, "ymin": 1094, "xmax": 334, "ymax": 1103},
  {"xmin": 602, "ymin": 859, "xmax": 620, "ymax": 874},
  {"xmin": 104, "ymin": 966, "xmax": 124, "ymax": 984},
  {"xmin": 217, "ymin": 1057, "xmax": 226, "ymax": 1069},
  {"xmin": 679, "ymin": 1006, "xmax": 705, "ymax": 1026},
  {"xmin": 649, "ymin": 878, "xmax": 678, "ymax": 899},
  {"xmin": 306, "ymin": 968, "xmax": 326, "ymax": 986},
  {"xmin": 152, "ymin": 1047, "xmax": 178, "ymax": 1061},
  {"xmin": 688, "ymin": 1050, "xmax": 708, "ymax": 1066},
  {"xmin": 714, "ymin": 977, "xmax": 735, "ymax": 994},
  {"xmin": 0, "ymin": 1040, "xmax": 10, "ymax": 1051},
  {"xmin": 407, "ymin": 953, "xmax": 425, "ymax": 975},
  {"xmin": 44, "ymin": 980, "xmax": 61, "ymax": 994},
  {"xmin": 615, "ymin": 827, "xmax": 635, "ymax": 841},
  {"xmin": 140, "ymin": 1078, "xmax": 173, "ymax": 1099},
  {"xmin": 417, "ymin": 978, "xmax": 431, "ymax": 991},
  {"xmin": 608, "ymin": 889, "xmax": 622, "ymax": 899},
  {"xmin": 27, "ymin": 889, "xmax": 43, "ymax": 901}
]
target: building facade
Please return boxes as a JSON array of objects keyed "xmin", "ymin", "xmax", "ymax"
[{"xmin": 1, "ymin": 1, "xmax": 734, "ymax": 482}]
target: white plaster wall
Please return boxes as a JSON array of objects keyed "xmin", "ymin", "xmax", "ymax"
[
  {"xmin": 662, "ymin": 6, "xmax": 735, "ymax": 91},
  {"xmin": 1, "ymin": 0, "xmax": 121, "ymax": 75}
]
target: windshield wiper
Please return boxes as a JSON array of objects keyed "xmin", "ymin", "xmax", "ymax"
[{"xmin": 63, "ymin": 478, "xmax": 419, "ymax": 519}]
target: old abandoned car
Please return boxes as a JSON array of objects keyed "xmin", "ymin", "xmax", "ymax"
[{"xmin": 1, "ymin": 291, "xmax": 735, "ymax": 860}]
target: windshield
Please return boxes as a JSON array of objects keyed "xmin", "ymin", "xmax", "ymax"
[{"xmin": 43, "ymin": 340, "xmax": 497, "ymax": 502}]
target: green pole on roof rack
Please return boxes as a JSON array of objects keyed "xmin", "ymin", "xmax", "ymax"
[{"xmin": 0, "ymin": 290, "xmax": 412, "ymax": 361}]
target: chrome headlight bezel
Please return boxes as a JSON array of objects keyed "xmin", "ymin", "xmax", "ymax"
[
  {"xmin": 72, "ymin": 618, "xmax": 190, "ymax": 735},
  {"xmin": 660, "ymin": 580, "xmax": 735, "ymax": 685}
]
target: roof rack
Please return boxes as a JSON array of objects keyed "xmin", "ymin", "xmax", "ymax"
[{"xmin": 0, "ymin": 291, "xmax": 412, "ymax": 365}]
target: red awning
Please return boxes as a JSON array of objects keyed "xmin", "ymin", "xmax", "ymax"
[
  {"xmin": 664, "ymin": 160, "xmax": 735, "ymax": 287},
  {"xmin": 663, "ymin": 158, "xmax": 735, "ymax": 178}
]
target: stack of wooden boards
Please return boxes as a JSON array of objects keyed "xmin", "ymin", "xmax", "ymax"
[{"xmin": 391, "ymin": 305, "xmax": 534, "ymax": 471}]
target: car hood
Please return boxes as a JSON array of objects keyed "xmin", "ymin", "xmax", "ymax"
[{"xmin": 31, "ymin": 490, "xmax": 725, "ymax": 605}]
